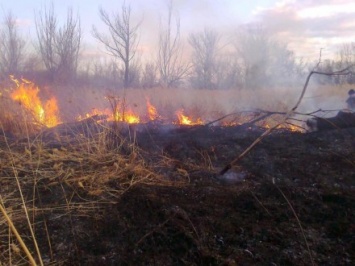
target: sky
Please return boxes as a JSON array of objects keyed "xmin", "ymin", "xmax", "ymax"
[{"xmin": 1, "ymin": 0, "xmax": 355, "ymax": 61}]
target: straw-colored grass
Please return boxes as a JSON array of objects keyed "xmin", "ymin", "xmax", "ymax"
[
  {"xmin": 51, "ymin": 83, "xmax": 350, "ymax": 127},
  {"xmin": 0, "ymin": 82, "xmax": 351, "ymax": 264},
  {"xmin": 0, "ymin": 119, "xmax": 180, "ymax": 265}
]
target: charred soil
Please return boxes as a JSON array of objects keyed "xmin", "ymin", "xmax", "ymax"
[{"xmin": 1, "ymin": 124, "xmax": 354, "ymax": 265}]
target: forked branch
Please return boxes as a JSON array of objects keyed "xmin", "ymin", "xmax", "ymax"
[{"xmin": 219, "ymin": 64, "xmax": 355, "ymax": 176}]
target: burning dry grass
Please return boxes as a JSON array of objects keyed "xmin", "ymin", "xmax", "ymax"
[
  {"xmin": 58, "ymin": 86, "xmax": 298, "ymax": 119},
  {"xmin": 0, "ymin": 76, "xmax": 352, "ymax": 264}
]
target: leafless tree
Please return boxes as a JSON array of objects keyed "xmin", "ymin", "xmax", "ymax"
[
  {"xmin": 92, "ymin": 2, "xmax": 141, "ymax": 88},
  {"xmin": 89, "ymin": 57, "xmax": 121, "ymax": 86},
  {"xmin": 141, "ymin": 62, "xmax": 158, "ymax": 88},
  {"xmin": 234, "ymin": 25, "xmax": 271, "ymax": 89},
  {"xmin": 157, "ymin": 0, "xmax": 190, "ymax": 87},
  {"xmin": 35, "ymin": 3, "xmax": 57, "ymax": 79},
  {"xmin": 189, "ymin": 28, "xmax": 220, "ymax": 89},
  {"xmin": 235, "ymin": 25, "xmax": 302, "ymax": 89},
  {"xmin": 335, "ymin": 43, "xmax": 355, "ymax": 84},
  {"xmin": 55, "ymin": 9, "xmax": 81, "ymax": 81},
  {"xmin": 35, "ymin": 3, "xmax": 81, "ymax": 82},
  {"xmin": 215, "ymin": 53, "xmax": 242, "ymax": 89},
  {"xmin": 0, "ymin": 11, "xmax": 26, "ymax": 75}
]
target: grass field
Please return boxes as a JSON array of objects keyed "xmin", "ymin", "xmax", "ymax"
[{"xmin": 0, "ymin": 81, "xmax": 354, "ymax": 265}]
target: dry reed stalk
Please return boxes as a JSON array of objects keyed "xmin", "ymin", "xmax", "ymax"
[
  {"xmin": 1, "ymin": 128, "xmax": 44, "ymax": 266},
  {"xmin": 0, "ymin": 202, "xmax": 37, "ymax": 265},
  {"xmin": 274, "ymin": 185, "xmax": 315, "ymax": 266}
]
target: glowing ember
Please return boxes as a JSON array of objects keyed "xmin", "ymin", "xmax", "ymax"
[
  {"xmin": 176, "ymin": 109, "xmax": 203, "ymax": 125},
  {"xmin": 146, "ymin": 98, "xmax": 159, "ymax": 120},
  {"xmin": 10, "ymin": 76, "xmax": 60, "ymax": 127}
]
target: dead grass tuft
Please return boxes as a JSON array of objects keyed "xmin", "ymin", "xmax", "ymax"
[{"xmin": 0, "ymin": 119, "xmax": 172, "ymax": 265}]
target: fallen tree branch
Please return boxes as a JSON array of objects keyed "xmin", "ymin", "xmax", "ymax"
[{"xmin": 219, "ymin": 65, "xmax": 355, "ymax": 176}]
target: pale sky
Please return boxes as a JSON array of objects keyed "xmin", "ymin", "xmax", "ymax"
[{"xmin": 1, "ymin": 0, "xmax": 355, "ymax": 61}]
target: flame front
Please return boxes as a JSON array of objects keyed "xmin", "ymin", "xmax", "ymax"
[
  {"xmin": 78, "ymin": 108, "xmax": 140, "ymax": 124},
  {"xmin": 146, "ymin": 98, "xmax": 158, "ymax": 120},
  {"xmin": 6, "ymin": 76, "xmax": 301, "ymax": 132},
  {"xmin": 176, "ymin": 109, "xmax": 203, "ymax": 125},
  {"xmin": 10, "ymin": 77, "xmax": 60, "ymax": 127},
  {"xmin": 116, "ymin": 110, "xmax": 140, "ymax": 124}
]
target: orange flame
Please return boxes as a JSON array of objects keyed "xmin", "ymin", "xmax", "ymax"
[
  {"xmin": 10, "ymin": 76, "xmax": 60, "ymax": 127},
  {"xmin": 77, "ymin": 107, "xmax": 140, "ymax": 124},
  {"xmin": 118, "ymin": 110, "xmax": 140, "ymax": 124},
  {"xmin": 176, "ymin": 109, "xmax": 203, "ymax": 125},
  {"xmin": 146, "ymin": 98, "xmax": 159, "ymax": 120}
]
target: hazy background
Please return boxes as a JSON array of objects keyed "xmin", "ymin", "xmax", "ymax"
[
  {"xmin": 0, "ymin": 0, "xmax": 355, "ymax": 124},
  {"xmin": 2, "ymin": 0, "xmax": 355, "ymax": 60}
]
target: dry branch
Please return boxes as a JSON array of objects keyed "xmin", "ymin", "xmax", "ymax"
[{"xmin": 219, "ymin": 65, "xmax": 355, "ymax": 176}]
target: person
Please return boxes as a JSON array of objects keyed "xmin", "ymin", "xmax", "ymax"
[{"xmin": 346, "ymin": 89, "xmax": 355, "ymax": 111}]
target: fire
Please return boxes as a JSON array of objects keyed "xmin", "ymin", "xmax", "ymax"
[
  {"xmin": 116, "ymin": 109, "xmax": 140, "ymax": 124},
  {"xmin": 5, "ymin": 76, "xmax": 301, "ymax": 132},
  {"xmin": 176, "ymin": 109, "xmax": 203, "ymax": 125},
  {"xmin": 146, "ymin": 98, "xmax": 159, "ymax": 120},
  {"xmin": 77, "ymin": 107, "xmax": 140, "ymax": 124},
  {"xmin": 9, "ymin": 76, "xmax": 60, "ymax": 127}
]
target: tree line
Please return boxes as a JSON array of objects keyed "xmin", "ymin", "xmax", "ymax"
[{"xmin": 0, "ymin": 1, "xmax": 353, "ymax": 89}]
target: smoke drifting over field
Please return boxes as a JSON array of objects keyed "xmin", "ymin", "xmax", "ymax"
[{"xmin": 0, "ymin": 0, "xmax": 354, "ymax": 125}]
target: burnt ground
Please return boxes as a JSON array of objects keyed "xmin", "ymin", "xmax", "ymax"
[{"xmin": 1, "ymin": 124, "xmax": 355, "ymax": 265}]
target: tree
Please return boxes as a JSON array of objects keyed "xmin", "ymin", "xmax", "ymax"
[
  {"xmin": 214, "ymin": 53, "xmax": 242, "ymax": 89},
  {"xmin": 0, "ymin": 11, "xmax": 26, "ymax": 75},
  {"xmin": 92, "ymin": 2, "xmax": 140, "ymax": 88},
  {"xmin": 35, "ymin": 3, "xmax": 81, "ymax": 83},
  {"xmin": 235, "ymin": 25, "xmax": 302, "ymax": 89},
  {"xmin": 335, "ymin": 43, "xmax": 355, "ymax": 84},
  {"xmin": 55, "ymin": 9, "xmax": 82, "ymax": 81},
  {"xmin": 141, "ymin": 62, "xmax": 158, "ymax": 88},
  {"xmin": 189, "ymin": 28, "xmax": 220, "ymax": 89},
  {"xmin": 157, "ymin": 0, "xmax": 190, "ymax": 87},
  {"xmin": 235, "ymin": 25, "xmax": 271, "ymax": 89}
]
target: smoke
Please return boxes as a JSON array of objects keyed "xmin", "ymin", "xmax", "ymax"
[{"xmin": 2, "ymin": 0, "xmax": 354, "ymax": 126}]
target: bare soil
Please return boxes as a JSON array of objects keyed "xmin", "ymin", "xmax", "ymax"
[{"xmin": 1, "ymin": 124, "xmax": 354, "ymax": 265}]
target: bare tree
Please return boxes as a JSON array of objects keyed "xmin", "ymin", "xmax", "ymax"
[
  {"xmin": 35, "ymin": 3, "xmax": 81, "ymax": 82},
  {"xmin": 189, "ymin": 28, "xmax": 220, "ymax": 89},
  {"xmin": 215, "ymin": 53, "xmax": 242, "ymax": 89},
  {"xmin": 0, "ymin": 11, "xmax": 26, "ymax": 75},
  {"xmin": 55, "ymin": 9, "xmax": 81, "ymax": 81},
  {"xmin": 335, "ymin": 43, "xmax": 355, "ymax": 84},
  {"xmin": 35, "ymin": 3, "xmax": 57, "ymax": 79},
  {"xmin": 141, "ymin": 62, "xmax": 158, "ymax": 88},
  {"xmin": 235, "ymin": 25, "xmax": 271, "ymax": 89},
  {"xmin": 157, "ymin": 0, "xmax": 190, "ymax": 87},
  {"xmin": 92, "ymin": 2, "xmax": 140, "ymax": 88},
  {"xmin": 235, "ymin": 25, "xmax": 302, "ymax": 89}
]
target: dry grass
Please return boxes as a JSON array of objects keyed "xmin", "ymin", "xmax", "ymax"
[
  {"xmin": 0, "ymin": 82, "xmax": 351, "ymax": 264},
  {"xmin": 54, "ymin": 86, "xmax": 302, "ymax": 121},
  {"xmin": 50, "ymin": 84, "xmax": 351, "ymax": 130},
  {"xmin": 0, "ymin": 119, "xmax": 178, "ymax": 265}
]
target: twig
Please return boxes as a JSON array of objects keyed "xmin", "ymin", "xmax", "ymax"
[
  {"xmin": 250, "ymin": 192, "xmax": 272, "ymax": 217},
  {"xmin": 204, "ymin": 112, "xmax": 240, "ymax": 126},
  {"xmin": 135, "ymin": 217, "xmax": 172, "ymax": 247},
  {"xmin": 274, "ymin": 185, "xmax": 315, "ymax": 266}
]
